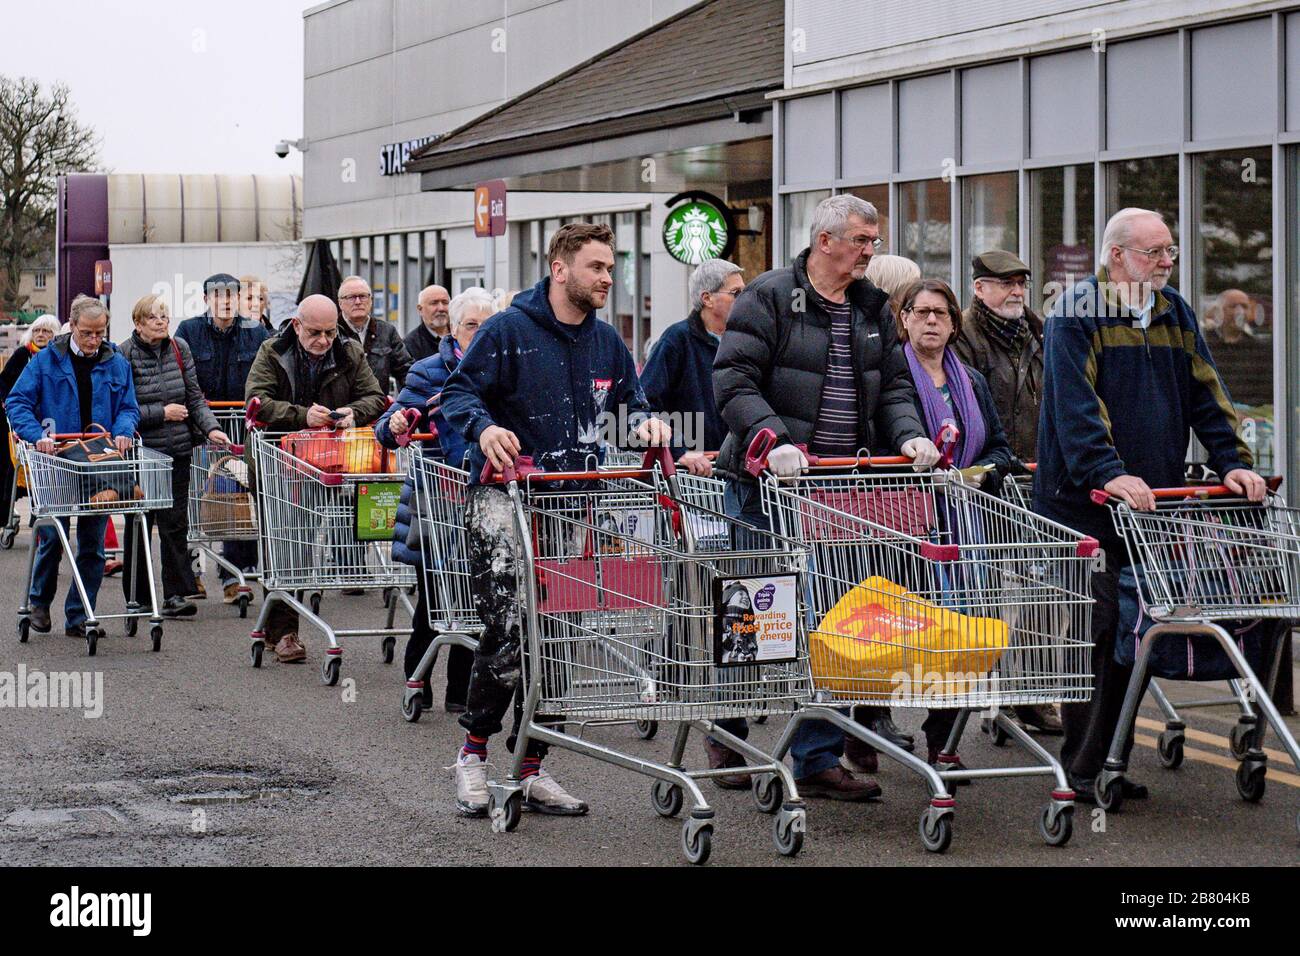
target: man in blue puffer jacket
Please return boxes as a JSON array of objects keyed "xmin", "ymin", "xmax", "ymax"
[
  {"xmin": 376, "ymin": 287, "xmax": 495, "ymax": 713},
  {"xmin": 437, "ymin": 223, "xmax": 671, "ymax": 819},
  {"xmin": 6, "ymin": 296, "xmax": 140, "ymax": 639}
]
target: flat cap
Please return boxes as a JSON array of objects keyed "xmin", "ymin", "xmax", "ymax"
[
  {"xmin": 203, "ymin": 273, "xmax": 240, "ymax": 294},
  {"xmin": 971, "ymin": 250, "xmax": 1030, "ymax": 280}
]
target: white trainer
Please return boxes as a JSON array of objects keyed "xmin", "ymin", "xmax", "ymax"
[
  {"xmin": 521, "ymin": 768, "xmax": 589, "ymax": 816},
  {"xmin": 452, "ymin": 750, "xmax": 489, "ymax": 817}
]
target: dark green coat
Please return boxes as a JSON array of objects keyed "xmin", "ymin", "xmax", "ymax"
[{"xmin": 244, "ymin": 325, "xmax": 387, "ymax": 431}]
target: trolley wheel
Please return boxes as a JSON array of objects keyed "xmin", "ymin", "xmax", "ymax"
[
  {"xmin": 237, "ymin": 594, "xmax": 250, "ymax": 619},
  {"xmin": 681, "ymin": 821, "xmax": 712, "ymax": 865},
  {"xmin": 401, "ymin": 691, "xmax": 424, "ymax": 723},
  {"xmin": 86, "ymin": 628, "xmax": 98, "ymax": 658},
  {"xmin": 381, "ymin": 635, "xmax": 395, "ymax": 664},
  {"xmin": 772, "ymin": 808, "xmax": 805, "ymax": 857},
  {"xmin": 919, "ymin": 810, "xmax": 953, "ymax": 854},
  {"xmin": 309, "ymin": 592, "xmax": 321, "ymax": 615},
  {"xmin": 752, "ymin": 773, "xmax": 782, "ymax": 815},
  {"xmin": 489, "ymin": 790, "xmax": 522, "ymax": 833},
  {"xmin": 125, "ymin": 617, "xmax": 138, "ymax": 637},
  {"xmin": 1157, "ymin": 731, "xmax": 1185, "ymax": 770},
  {"xmin": 1229, "ymin": 720, "xmax": 1255, "ymax": 761},
  {"xmin": 150, "ymin": 625, "xmax": 162, "ymax": 652},
  {"xmin": 1, "ymin": 527, "xmax": 16, "ymax": 549},
  {"xmin": 1095, "ymin": 774, "xmax": 1125, "ymax": 813},
  {"xmin": 17, "ymin": 617, "xmax": 29, "ymax": 644},
  {"xmin": 635, "ymin": 719, "xmax": 658, "ymax": 740},
  {"xmin": 250, "ymin": 641, "xmax": 263, "ymax": 668},
  {"xmin": 1038, "ymin": 804, "xmax": 1074, "ymax": 847},
  {"xmin": 321, "ymin": 656, "xmax": 341, "ymax": 687},
  {"xmin": 1235, "ymin": 761, "xmax": 1266, "ymax": 803},
  {"xmin": 650, "ymin": 780, "xmax": 683, "ymax": 818}
]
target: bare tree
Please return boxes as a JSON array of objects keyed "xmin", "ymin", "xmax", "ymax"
[{"xmin": 0, "ymin": 76, "xmax": 99, "ymax": 311}]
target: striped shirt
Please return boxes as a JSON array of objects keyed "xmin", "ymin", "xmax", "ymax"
[{"xmin": 811, "ymin": 295, "xmax": 860, "ymax": 456}]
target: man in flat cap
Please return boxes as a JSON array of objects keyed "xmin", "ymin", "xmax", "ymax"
[{"xmin": 954, "ymin": 250, "xmax": 1060, "ymax": 737}]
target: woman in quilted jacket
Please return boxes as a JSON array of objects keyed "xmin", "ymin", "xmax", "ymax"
[{"xmin": 119, "ymin": 294, "xmax": 229, "ymax": 618}]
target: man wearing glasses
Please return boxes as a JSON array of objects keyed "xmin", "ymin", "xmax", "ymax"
[
  {"xmin": 1034, "ymin": 206, "xmax": 1266, "ymax": 803},
  {"xmin": 6, "ymin": 295, "xmax": 139, "ymax": 639},
  {"xmin": 713, "ymin": 194, "xmax": 939, "ymax": 801},
  {"xmin": 955, "ymin": 250, "xmax": 1062, "ymax": 737},
  {"xmin": 244, "ymin": 294, "xmax": 387, "ymax": 662},
  {"xmin": 337, "ymin": 275, "xmax": 414, "ymax": 395}
]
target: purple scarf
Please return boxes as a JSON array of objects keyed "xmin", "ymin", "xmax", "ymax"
[{"xmin": 903, "ymin": 342, "xmax": 987, "ymax": 469}]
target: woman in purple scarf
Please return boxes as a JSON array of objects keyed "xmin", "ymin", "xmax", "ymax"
[{"xmin": 899, "ymin": 278, "xmax": 1014, "ymax": 774}]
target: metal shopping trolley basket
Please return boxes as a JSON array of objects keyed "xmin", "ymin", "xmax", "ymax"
[
  {"xmin": 188, "ymin": 402, "xmax": 258, "ymax": 616},
  {"xmin": 402, "ymin": 447, "xmax": 482, "ymax": 722},
  {"xmin": 481, "ymin": 449, "xmax": 814, "ymax": 864},
  {"xmin": 245, "ymin": 407, "xmax": 416, "ymax": 684},
  {"xmin": 748, "ymin": 429, "xmax": 1098, "ymax": 852},
  {"xmin": 16, "ymin": 433, "xmax": 174, "ymax": 655},
  {"xmin": 1091, "ymin": 480, "xmax": 1300, "ymax": 835}
]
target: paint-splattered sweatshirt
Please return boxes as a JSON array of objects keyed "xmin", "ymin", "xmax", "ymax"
[{"xmin": 440, "ymin": 277, "xmax": 651, "ymax": 484}]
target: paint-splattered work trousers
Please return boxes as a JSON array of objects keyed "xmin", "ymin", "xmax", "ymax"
[{"xmin": 459, "ymin": 485, "xmax": 557, "ymax": 759}]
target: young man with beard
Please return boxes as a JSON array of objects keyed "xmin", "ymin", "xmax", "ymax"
[{"xmin": 439, "ymin": 223, "xmax": 671, "ymax": 817}]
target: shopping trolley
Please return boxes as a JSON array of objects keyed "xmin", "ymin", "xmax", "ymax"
[
  {"xmin": 402, "ymin": 442, "xmax": 482, "ymax": 722},
  {"xmin": 749, "ymin": 429, "xmax": 1098, "ymax": 852},
  {"xmin": 15, "ymin": 433, "xmax": 174, "ymax": 655},
  {"xmin": 2, "ymin": 431, "xmax": 30, "ymax": 549},
  {"xmin": 1091, "ymin": 481, "xmax": 1300, "ymax": 835},
  {"xmin": 1005, "ymin": 464, "xmax": 1271, "ymax": 759},
  {"xmin": 245, "ymin": 399, "xmax": 417, "ymax": 684},
  {"xmin": 188, "ymin": 402, "xmax": 258, "ymax": 616},
  {"xmin": 481, "ymin": 449, "xmax": 814, "ymax": 864}
]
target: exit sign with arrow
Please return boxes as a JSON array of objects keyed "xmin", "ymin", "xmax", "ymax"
[{"xmin": 473, "ymin": 180, "xmax": 507, "ymax": 238}]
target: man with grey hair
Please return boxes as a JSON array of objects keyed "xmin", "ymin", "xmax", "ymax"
[
  {"xmin": 337, "ymin": 275, "xmax": 414, "ymax": 394},
  {"xmin": 712, "ymin": 194, "xmax": 940, "ymax": 800},
  {"xmin": 639, "ymin": 258, "xmax": 743, "ymax": 479},
  {"xmin": 405, "ymin": 284, "xmax": 452, "ymax": 362},
  {"xmin": 1034, "ymin": 206, "xmax": 1266, "ymax": 803},
  {"xmin": 6, "ymin": 295, "xmax": 139, "ymax": 640}
]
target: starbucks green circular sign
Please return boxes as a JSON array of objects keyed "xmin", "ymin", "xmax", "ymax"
[{"xmin": 663, "ymin": 198, "xmax": 731, "ymax": 265}]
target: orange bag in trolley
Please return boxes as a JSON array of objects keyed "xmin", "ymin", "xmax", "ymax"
[
  {"xmin": 280, "ymin": 428, "xmax": 391, "ymax": 475},
  {"xmin": 811, "ymin": 576, "xmax": 1008, "ymax": 699}
]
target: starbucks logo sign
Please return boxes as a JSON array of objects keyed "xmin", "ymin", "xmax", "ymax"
[{"xmin": 662, "ymin": 191, "xmax": 736, "ymax": 265}]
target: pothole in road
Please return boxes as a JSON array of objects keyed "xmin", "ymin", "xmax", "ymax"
[{"xmin": 168, "ymin": 787, "xmax": 320, "ymax": 806}]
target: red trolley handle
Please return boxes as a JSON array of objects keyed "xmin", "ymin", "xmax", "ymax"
[
  {"xmin": 1090, "ymin": 475, "xmax": 1283, "ymax": 505},
  {"xmin": 743, "ymin": 427, "xmax": 910, "ymax": 476},
  {"xmin": 479, "ymin": 445, "xmax": 677, "ymax": 486}
]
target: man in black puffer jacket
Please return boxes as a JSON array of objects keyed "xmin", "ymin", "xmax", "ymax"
[
  {"xmin": 120, "ymin": 294, "xmax": 228, "ymax": 618},
  {"xmin": 713, "ymin": 194, "xmax": 939, "ymax": 801}
]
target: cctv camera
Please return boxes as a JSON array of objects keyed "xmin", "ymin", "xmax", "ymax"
[{"xmin": 274, "ymin": 140, "xmax": 291, "ymax": 159}]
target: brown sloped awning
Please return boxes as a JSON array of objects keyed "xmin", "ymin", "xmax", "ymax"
[{"xmin": 405, "ymin": 0, "xmax": 783, "ymax": 185}]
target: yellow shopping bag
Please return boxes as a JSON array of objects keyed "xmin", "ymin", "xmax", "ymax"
[{"xmin": 811, "ymin": 576, "xmax": 1008, "ymax": 700}]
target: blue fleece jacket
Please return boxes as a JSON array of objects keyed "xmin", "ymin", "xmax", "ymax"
[
  {"xmin": 375, "ymin": 335, "xmax": 470, "ymax": 566},
  {"xmin": 174, "ymin": 313, "xmax": 269, "ymax": 403},
  {"xmin": 640, "ymin": 310, "xmax": 726, "ymax": 459},
  {"xmin": 1032, "ymin": 271, "xmax": 1251, "ymax": 556},
  {"xmin": 5, "ymin": 335, "xmax": 140, "ymax": 442},
  {"xmin": 440, "ymin": 278, "xmax": 650, "ymax": 483}
]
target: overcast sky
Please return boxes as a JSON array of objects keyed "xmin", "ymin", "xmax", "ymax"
[{"xmin": 4, "ymin": 0, "xmax": 313, "ymax": 176}]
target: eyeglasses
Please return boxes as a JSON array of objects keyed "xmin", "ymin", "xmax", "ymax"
[
  {"xmin": 983, "ymin": 276, "xmax": 1028, "ymax": 291},
  {"xmin": 905, "ymin": 307, "xmax": 951, "ymax": 320},
  {"xmin": 833, "ymin": 233, "xmax": 884, "ymax": 250},
  {"xmin": 1120, "ymin": 244, "xmax": 1179, "ymax": 262},
  {"xmin": 340, "ymin": 292, "xmax": 373, "ymax": 303},
  {"xmin": 711, "ymin": 288, "xmax": 744, "ymax": 298}
]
